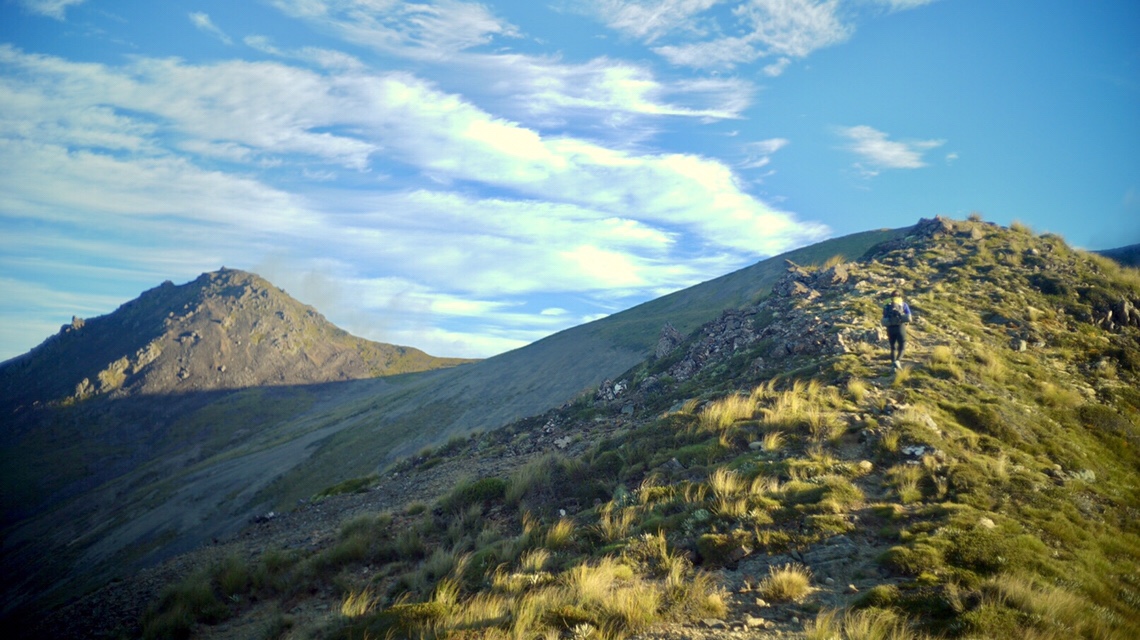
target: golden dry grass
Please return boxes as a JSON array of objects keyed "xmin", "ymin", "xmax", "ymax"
[{"xmin": 758, "ymin": 564, "xmax": 813, "ymax": 602}]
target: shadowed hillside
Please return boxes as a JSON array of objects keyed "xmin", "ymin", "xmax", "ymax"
[{"xmin": 38, "ymin": 216, "xmax": 1140, "ymax": 640}]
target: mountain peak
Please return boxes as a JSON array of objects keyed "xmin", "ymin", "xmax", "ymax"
[{"xmin": 0, "ymin": 269, "xmax": 473, "ymax": 411}]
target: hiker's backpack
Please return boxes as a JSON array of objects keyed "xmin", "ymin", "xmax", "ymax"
[{"xmin": 883, "ymin": 301, "xmax": 909, "ymax": 327}]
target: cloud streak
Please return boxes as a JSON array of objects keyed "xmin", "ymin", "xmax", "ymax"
[
  {"xmin": 16, "ymin": 0, "xmax": 85, "ymax": 20},
  {"xmin": 838, "ymin": 125, "xmax": 945, "ymax": 176},
  {"xmin": 586, "ymin": 0, "xmax": 851, "ymax": 74},
  {"xmin": 189, "ymin": 13, "xmax": 234, "ymax": 45}
]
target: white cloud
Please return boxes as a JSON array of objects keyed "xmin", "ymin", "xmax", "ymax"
[
  {"xmin": 583, "ymin": 0, "xmax": 724, "ymax": 42},
  {"xmin": 268, "ymin": 0, "xmax": 519, "ymax": 60},
  {"xmin": 872, "ymin": 0, "xmax": 939, "ymax": 11},
  {"xmin": 734, "ymin": 0, "xmax": 850, "ymax": 59},
  {"xmin": 740, "ymin": 137, "xmax": 789, "ymax": 169},
  {"xmin": 593, "ymin": 0, "xmax": 851, "ymax": 74},
  {"xmin": 838, "ymin": 125, "xmax": 945, "ymax": 174},
  {"xmin": 654, "ymin": 35, "xmax": 759, "ymax": 69},
  {"xmin": 189, "ymin": 12, "xmax": 234, "ymax": 45},
  {"xmin": 264, "ymin": 2, "xmax": 750, "ymax": 124},
  {"xmin": 16, "ymin": 0, "xmax": 85, "ymax": 19},
  {"xmin": 0, "ymin": 43, "xmax": 827, "ymax": 360},
  {"xmin": 454, "ymin": 53, "xmax": 753, "ymax": 124}
]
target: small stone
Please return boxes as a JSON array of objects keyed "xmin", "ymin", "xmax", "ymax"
[
  {"xmin": 847, "ymin": 584, "xmax": 859, "ymax": 593},
  {"xmin": 792, "ymin": 616, "xmax": 801, "ymax": 625},
  {"xmin": 743, "ymin": 615, "xmax": 767, "ymax": 629},
  {"xmin": 979, "ymin": 517, "xmax": 997, "ymax": 529},
  {"xmin": 857, "ymin": 460, "xmax": 874, "ymax": 474},
  {"xmin": 754, "ymin": 598, "xmax": 769, "ymax": 607},
  {"xmin": 824, "ymin": 577, "xmax": 836, "ymax": 586},
  {"xmin": 700, "ymin": 618, "xmax": 728, "ymax": 629}
]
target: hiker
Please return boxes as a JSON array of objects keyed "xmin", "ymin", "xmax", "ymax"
[{"xmin": 881, "ymin": 289, "xmax": 912, "ymax": 369}]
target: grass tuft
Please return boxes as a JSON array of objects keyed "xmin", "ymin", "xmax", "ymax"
[{"xmin": 758, "ymin": 563, "xmax": 813, "ymax": 602}]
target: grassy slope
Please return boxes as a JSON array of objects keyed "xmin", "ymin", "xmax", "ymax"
[
  {"xmin": 136, "ymin": 218, "xmax": 1140, "ymax": 640},
  {"xmin": 260, "ymin": 227, "xmax": 908, "ymax": 510}
]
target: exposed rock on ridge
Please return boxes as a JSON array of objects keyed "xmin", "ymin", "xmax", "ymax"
[{"xmin": 0, "ymin": 268, "xmax": 473, "ymax": 411}]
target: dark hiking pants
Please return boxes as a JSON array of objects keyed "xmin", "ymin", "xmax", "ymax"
[{"xmin": 888, "ymin": 325, "xmax": 906, "ymax": 361}]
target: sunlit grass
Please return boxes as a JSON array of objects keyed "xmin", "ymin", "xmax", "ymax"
[
  {"xmin": 341, "ymin": 587, "xmax": 379, "ymax": 618},
  {"xmin": 698, "ymin": 393, "xmax": 754, "ymax": 433},
  {"xmin": 758, "ymin": 564, "xmax": 813, "ymax": 602}
]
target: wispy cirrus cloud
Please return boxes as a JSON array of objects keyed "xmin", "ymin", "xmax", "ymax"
[
  {"xmin": 583, "ymin": 0, "xmax": 723, "ymax": 43},
  {"xmin": 267, "ymin": 0, "xmax": 520, "ymax": 60},
  {"xmin": 873, "ymin": 0, "xmax": 939, "ymax": 11},
  {"xmin": 585, "ymin": 0, "xmax": 850, "ymax": 74},
  {"xmin": 259, "ymin": 1, "xmax": 752, "ymax": 126},
  {"xmin": 16, "ymin": 0, "xmax": 85, "ymax": 20},
  {"xmin": 838, "ymin": 125, "xmax": 945, "ymax": 177},
  {"xmin": 740, "ymin": 137, "xmax": 789, "ymax": 169},
  {"xmin": 189, "ymin": 13, "xmax": 234, "ymax": 45}
]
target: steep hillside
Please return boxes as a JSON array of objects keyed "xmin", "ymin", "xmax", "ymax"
[
  {"xmin": 47, "ymin": 216, "xmax": 1140, "ymax": 640},
  {"xmin": 0, "ymin": 229, "xmax": 903, "ymax": 629},
  {"xmin": 256, "ymin": 227, "xmax": 909, "ymax": 508},
  {"xmin": 0, "ymin": 267, "xmax": 472, "ymax": 411}
]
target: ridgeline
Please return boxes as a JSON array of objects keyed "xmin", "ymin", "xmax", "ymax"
[{"xmin": 10, "ymin": 217, "xmax": 1140, "ymax": 639}]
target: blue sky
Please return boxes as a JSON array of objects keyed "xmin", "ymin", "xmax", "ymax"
[{"xmin": 1, "ymin": 0, "xmax": 1137, "ymax": 361}]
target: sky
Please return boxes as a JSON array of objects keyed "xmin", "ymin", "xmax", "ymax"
[{"xmin": 1, "ymin": 0, "xmax": 1137, "ymax": 362}]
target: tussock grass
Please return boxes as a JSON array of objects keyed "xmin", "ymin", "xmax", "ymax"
[
  {"xmin": 846, "ymin": 377, "xmax": 869, "ymax": 403},
  {"xmin": 698, "ymin": 393, "xmax": 754, "ymax": 433},
  {"xmin": 545, "ymin": 518, "xmax": 576, "ymax": 550},
  {"xmin": 888, "ymin": 464, "xmax": 923, "ymax": 504},
  {"xmin": 1038, "ymin": 381, "xmax": 1082, "ymax": 409},
  {"xmin": 929, "ymin": 345, "xmax": 954, "ymax": 364},
  {"xmin": 891, "ymin": 365, "xmax": 912, "ymax": 388},
  {"xmin": 761, "ymin": 429, "xmax": 784, "ymax": 452},
  {"xmin": 807, "ymin": 607, "xmax": 929, "ymax": 640},
  {"xmin": 141, "ymin": 567, "xmax": 231, "ymax": 640},
  {"xmin": 596, "ymin": 504, "xmax": 637, "ymax": 543},
  {"xmin": 341, "ymin": 587, "xmax": 379, "ymax": 618},
  {"xmin": 880, "ymin": 431, "xmax": 900, "ymax": 454},
  {"xmin": 758, "ymin": 563, "xmax": 813, "ymax": 602}
]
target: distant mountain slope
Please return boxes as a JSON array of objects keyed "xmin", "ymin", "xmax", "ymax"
[
  {"xmin": 261, "ymin": 227, "xmax": 911, "ymax": 505},
  {"xmin": 1099, "ymin": 242, "xmax": 1140, "ymax": 267},
  {"xmin": 0, "ymin": 268, "xmax": 473, "ymax": 411}
]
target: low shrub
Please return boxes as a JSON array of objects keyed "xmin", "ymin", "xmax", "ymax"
[
  {"xmin": 881, "ymin": 543, "xmax": 944, "ymax": 576},
  {"xmin": 440, "ymin": 476, "xmax": 507, "ymax": 513},
  {"xmin": 855, "ymin": 584, "xmax": 901, "ymax": 609},
  {"xmin": 696, "ymin": 530, "xmax": 753, "ymax": 568},
  {"xmin": 141, "ymin": 568, "xmax": 231, "ymax": 640}
]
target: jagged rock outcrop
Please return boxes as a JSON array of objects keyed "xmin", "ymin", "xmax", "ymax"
[{"xmin": 655, "ymin": 322, "xmax": 684, "ymax": 359}]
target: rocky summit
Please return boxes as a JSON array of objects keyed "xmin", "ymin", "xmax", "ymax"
[
  {"xmin": 0, "ymin": 267, "xmax": 473, "ymax": 411},
  {"xmin": 7, "ymin": 218, "xmax": 1140, "ymax": 640}
]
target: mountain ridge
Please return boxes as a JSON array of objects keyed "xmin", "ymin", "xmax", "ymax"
[
  {"xmin": 27, "ymin": 215, "xmax": 1140, "ymax": 639},
  {"xmin": 0, "ymin": 267, "xmax": 474, "ymax": 413},
  {"xmin": 1, "ymin": 226, "xmax": 908, "ymax": 627}
]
